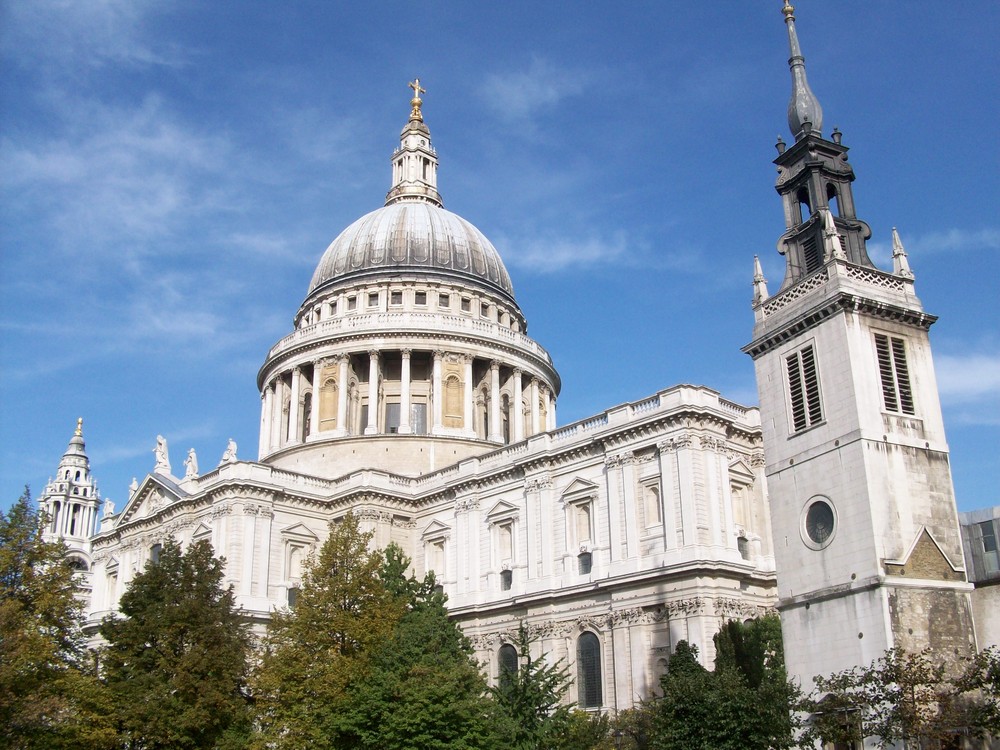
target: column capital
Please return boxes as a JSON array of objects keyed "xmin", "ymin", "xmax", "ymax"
[
  {"xmin": 433, "ymin": 350, "xmax": 445, "ymax": 361},
  {"xmin": 490, "ymin": 359, "xmax": 501, "ymax": 371},
  {"xmin": 368, "ymin": 349, "xmax": 380, "ymax": 360},
  {"xmin": 400, "ymin": 348, "xmax": 412, "ymax": 358},
  {"xmin": 512, "ymin": 367, "xmax": 523, "ymax": 377}
]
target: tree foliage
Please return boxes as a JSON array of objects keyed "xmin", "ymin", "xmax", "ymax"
[
  {"xmin": 653, "ymin": 615, "xmax": 799, "ymax": 750},
  {"xmin": 335, "ymin": 543, "xmax": 513, "ymax": 749},
  {"xmin": 100, "ymin": 537, "xmax": 252, "ymax": 750},
  {"xmin": 252, "ymin": 514, "xmax": 403, "ymax": 748},
  {"xmin": 0, "ymin": 489, "xmax": 115, "ymax": 749},
  {"xmin": 800, "ymin": 646, "xmax": 1000, "ymax": 749},
  {"xmin": 490, "ymin": 622, "xmax": 574, "ymax": 750}
]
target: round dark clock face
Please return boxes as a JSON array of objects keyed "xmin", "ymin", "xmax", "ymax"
[{"xmin": 805, "ymin": 500, "xmax": 835, "ymax": 545}]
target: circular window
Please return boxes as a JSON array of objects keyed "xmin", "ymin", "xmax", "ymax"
[{"xmin": 801, "ymin": 497, "xmax": 837, "ymax": 550}]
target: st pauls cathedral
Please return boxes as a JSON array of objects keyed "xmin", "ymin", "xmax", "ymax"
[{"xmin": 36, "ymin": 2, "xmax": 997, "ymax": 716}]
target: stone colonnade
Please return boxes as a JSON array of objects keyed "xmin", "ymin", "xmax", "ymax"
[{"xmin": 259, "ymin": 347, "xmax": 556, "ymax": 456}]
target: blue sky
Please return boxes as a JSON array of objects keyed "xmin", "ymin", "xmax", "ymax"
[{"xmin": 1, "ymin": 1, "xmax": 997, "ymax": 513}]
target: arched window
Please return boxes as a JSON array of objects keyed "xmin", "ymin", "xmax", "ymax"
[
  {"xmin": 444, "ymin": 374, "xmax": 463, "ymax": 426},
  {"xmin": 319, "ymin": 377, "xmax": 338, "ymax": 431},
  {"xmin": 498, "ymin": 644, "xmax": 518, "ymax": 688},
  {"xmin": 796, "ymin": 187, "xmax": 811, "ymax": 223},
  {"xmin": 301, "ymin": 392, "xmax": 312, "ymax": 441},
  {"xmin": 826, "ymin": 183, "xmax": 840, "ymax": 216},
  {"xmin": 577, "ymin": 632, "xmax": 602, "ymax": 708}
]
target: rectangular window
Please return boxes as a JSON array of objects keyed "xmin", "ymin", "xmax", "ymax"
[
  {"xmin": 439, "ymin": 293, "xmax": 450, "ymax": 308},
  {"xmin": 347, "ymin": 296, "xmax": 357, "ymax": 311},
  {"xmin": 368, "ymin": 292, "xmax": 379, "ymax": 307},
  {"xmin": 500, "ymin": 569, "xmax": 512, "ymax": 591},
  {"xmin": 481, "ymin": 303, "xmax": 490, "ymax": 318},
  {"xmin": 390, "ymin": 291, "xmax": 402, "ymax": 305},
  {"xmin": 980, "ymin": 521, "xmax": 999, "ymax": 574},
  {"xmin": 786, "ymin": 344, "xmax": 823, "ymax": 432},
  {"xmin": 411, "ymin": 403, "xmax": 428, "ymax": 435},
  {"xmin": 385, "ymin": 403, "xmax": 401, "ymax": 433},
  {"xmin": 415, "ymin": 291, "xmax": 427, "ymax": 305},
  {"xmin": 461, "ymin": 297, "xmax": 471, "ymax": 312},
  {"xmin": 874, "ymin": 334, "xmax": 915, "ymax": 415}
]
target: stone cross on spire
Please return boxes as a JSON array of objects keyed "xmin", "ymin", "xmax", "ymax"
[{"xmin": 408, "ymin": 78, "xmax": 426, "ymax": 121}]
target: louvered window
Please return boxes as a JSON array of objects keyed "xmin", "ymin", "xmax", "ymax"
[
  {"xmin": 874, "ymin": 334, "xmax": 914, "ymax": 415},
  {"xmin": 802, "ymin": 235, "xmax": 822, "ymax": 274},
  {"xmin": 786, "ymin": 345, "xmax": 823, "ymax": 432},
  {"xmin": 577, "ymin": 632, "xmax": 602, "ymax": 708}
]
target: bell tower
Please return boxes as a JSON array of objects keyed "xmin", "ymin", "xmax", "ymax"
[{"xmin": 743, "ymin": 1, "xmax": 975, "ymax": 701}]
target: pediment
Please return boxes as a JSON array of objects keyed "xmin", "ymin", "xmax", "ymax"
[
  {"xmin": 561, "ymin": 477, "xmax": 598, "ymax": 503},
  {"xmin": 280, "ymin": 523, "xmax": 320, "ymax": 542},
  {"xmin": 486, "ymin": 499, "xmax": 519, "ymax": 521},
  {"xmin": 192, "ymin": 522, "xmax": 213, "ymax": 540},
  {"xmin": 116, "ymin": 475, "xmax": 187, "ymax": 525},
  {"xmin": 884, "ymin": 528, "xmax": 964, "ymax": 582},
  {"xmin": 728, "ymin": 458, "xmax": 755, "ymax": 485},
  {"xmin": 421, "ymin": 519, "xmax": 451, "ymax": 539}
]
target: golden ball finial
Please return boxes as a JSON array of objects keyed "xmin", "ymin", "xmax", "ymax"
[
  {"xmin": 75, "ymin": 417, "xmax": 83, "ymax": 436},
  {"xmin": 782, "ymin": 0, "xmax": 795, "ymax": 19}
]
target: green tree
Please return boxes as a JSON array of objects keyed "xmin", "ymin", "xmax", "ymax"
[
  {"xmin": 800, "ymin": 646, "xmax": 1000, "ymax": 749},
  {"xmin": 252, "ymin": 514, "xmax": 403, "ymax": 749},
  {"xmin": 490, "ymin": 622, "xmax": 574, "ymax": 750},
  {"xmin": 653, "ymin": 641, "xmax": 721, "ymax": 750},
  {"xmin": 654, "ymin": 617, "xmax": 799, "ymax": 750},
  {"xmin": 100, "ymin": 537, "xmax": 252, "ymax": 750},
  {"xmin": 334, "ymin": 543, "xmax": 514, "ymax": 749},
  {"xmin": 0, "ymin": 489, "xmax": 115, "ymax": 750}
]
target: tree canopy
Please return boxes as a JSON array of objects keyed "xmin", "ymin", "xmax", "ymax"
[
  {"xmin": 0, "ymin": 489, "xmax": 115, "ymax": 750},
  {"xmin": 100, "ymin": 537, "xmax": 252, "ymax": 750}
]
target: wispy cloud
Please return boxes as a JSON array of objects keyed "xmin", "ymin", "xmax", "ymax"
[
  {"xmin": 482, "ymin": 57, "xmax": 590, "ymax": 129},
  {"xmin": 868, "ymin": 227, "xmax": 999, "ymax": 267},
  {"xmin": 937, "ymin": 352, "xmax": 1000, "ymax": 405},
  {"xmin": 1, "ymin": 0, "xmax": 187, "ymax": 71}
]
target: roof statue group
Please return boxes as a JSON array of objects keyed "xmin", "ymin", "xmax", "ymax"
[{"xmin": 152, "ymin": 435, "xmax": 238, "ymax": 480}]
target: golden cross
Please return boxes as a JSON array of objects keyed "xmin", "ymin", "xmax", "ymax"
[{"xmin": 408, "ymin": 78, "xmax": 426, "ymax": 99}]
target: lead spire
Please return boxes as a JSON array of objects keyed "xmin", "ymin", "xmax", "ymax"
[
  {"xmin": 385, "ymin": 78, "xmax": 443, "ymax": 207},
  {"xmin": 782, "ymin": 0, "xmax": 824, "ymax": 140}
]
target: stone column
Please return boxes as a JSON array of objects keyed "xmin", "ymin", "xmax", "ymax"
[
  {"xmin": 399, "ymin": 349, "xmax": 412, "ymax": 434},
  {"xmin": 269, "ymin": 380, "xmax": 281, "ymax": 452},
  {"xmin": 337, "ymin": 356, "xmax": 349, "ymax": 436},
  {"xmin": 309, "ymin": 363, "xmax": 321, "ymax": 438},
  {"xmin": 259, "ymin": 391, "xmax": 269, "ymax": 457},
  {"xmin": 463, "ymin": 356, "xmax": 474, "ymax": 435},
  {"xmin": 604, "ymin": 455, "xmax": 624, "ymax": 562},
  {"xmin": 432, "ymin": 351, "xmax": 443, "ymax": 431},
  {"xmin": 530, "ymin": 379, "xmax": 540, "ymax": 436},
  {"xmin": 365, "ymin": 350, "xmax": 379, "ymax": 435},
  {"xmin": 656, "ymin": 443, "xmax": 678, "ymax": 549},
  {"xmin": 288, "ymin": 367, "xmax": 301, "ymax": 444},
  {"xmin": 512, "ymin": 369, "xmax": 524, "ymax": 442},
  {"xmin": 620, "ymin": 454, "xmax": 638, "ymax": 559},
  {"xmin": 488, "ymin": 360, "xmax": 502, "ymax": 442},
  {"xmin": 547, "ymin": 394, "xmax": 557, "ymax": 431}
]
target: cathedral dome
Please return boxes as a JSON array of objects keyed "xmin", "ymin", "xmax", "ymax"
[{"xmin": 307, "ymin": 202, "xmax": 514, "ymax": 300}]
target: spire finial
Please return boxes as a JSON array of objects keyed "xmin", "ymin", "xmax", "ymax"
[
  {"xmin": 783, "ymin": 0, "xmax": 824, "ymax": 140},
  {"xmin": 753, "ymin": 255, "xmax": 770, "ymax": 305},
  {"xmin": 891, "ymin": 227, "xmax": 914, "ymax": 279},
  {"xmin": 75, "ymin": 417, "xmax": 83, "ymax": 436},
  {"xmin": 408, "ymin": 78, "xmax": 426, "ymax": 122}
]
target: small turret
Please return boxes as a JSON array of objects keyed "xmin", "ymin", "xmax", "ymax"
[
  {"xmin": 39, "ymin": 418, "xmax": 101, "ymax": 572},
  {"xmin": 385, "ymin": 78, "xmax": 443, "ymax": 208}
]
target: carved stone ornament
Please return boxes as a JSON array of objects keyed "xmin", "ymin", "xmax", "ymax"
[
  {"xmin": 455, "ymin": 496, "xmax": 481, "ymax": 512},
  {"xmin": 714, "ymin": 597, "xmax": 770, "ymax": 620},
  {"xmin": 750, "ymin": 452, "xmax": 766, "ymax": 468}
]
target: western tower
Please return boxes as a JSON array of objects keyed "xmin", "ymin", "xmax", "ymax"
[{"xmin": 743, "ymin": 0, "xmax": 976, "ymax": 700}]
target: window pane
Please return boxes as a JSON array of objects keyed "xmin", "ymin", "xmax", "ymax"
[{"xmin": 577, "ymin": 632, "xmax": 602, "ymax": 708}]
